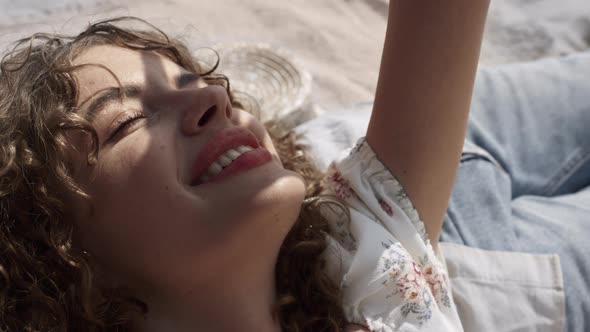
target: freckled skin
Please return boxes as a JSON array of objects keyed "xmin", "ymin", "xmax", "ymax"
[{"xmin": 67, "ymin": 45, "xmax": 306, "ymax": 310}]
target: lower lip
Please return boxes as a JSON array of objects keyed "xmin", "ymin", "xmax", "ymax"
[{"xmin": 201, "ymin": 148, "xmax": 273, "ymax": 184}]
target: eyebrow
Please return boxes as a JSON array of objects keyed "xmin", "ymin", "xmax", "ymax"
[
  {"xmin": 83, "ymin": 85, "xmax": 142, "ymax": 123},
  {"xmin": 84, "ymin": 72, "xmax": 200, "ymax": 123}
]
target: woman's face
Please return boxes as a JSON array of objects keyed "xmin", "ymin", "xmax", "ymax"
[{"xmin": 69, "ymin": 45, "xmax": 306, "ymax": 298}]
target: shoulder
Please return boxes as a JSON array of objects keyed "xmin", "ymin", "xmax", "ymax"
[{"xmin": 320, "ymin": 137, "xmax": 460, "ymax": 331}]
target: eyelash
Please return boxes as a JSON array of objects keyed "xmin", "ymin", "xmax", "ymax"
[{"xmin": 110, "ymin": 110, "xmax": 146, "ymax": 139}]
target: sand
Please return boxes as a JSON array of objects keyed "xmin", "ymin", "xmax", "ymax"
[{"xmin": 1, "ymin": 0, "xmax": 589, "ymax": 111}]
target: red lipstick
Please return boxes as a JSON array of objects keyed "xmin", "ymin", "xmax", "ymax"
[{"xmin": 190, "ymin": 127, "xmax": 272, "ymax": 186}]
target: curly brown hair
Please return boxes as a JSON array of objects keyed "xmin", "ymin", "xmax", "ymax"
[{"xmin": 0, "ymin": 16, "xmax": 349, "ymax": 331}]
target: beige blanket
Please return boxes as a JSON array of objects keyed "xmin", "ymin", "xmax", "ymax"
[{"xmin": 1, "ymin": 0, "xmax": 589, "ymax": 110}]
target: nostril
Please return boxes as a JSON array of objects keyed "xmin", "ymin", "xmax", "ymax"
[
  {"xmin": 226, "ymin": 104, "xmax": 232, "ymax": 118},
  {"xmin": 198, "ymin": 105, "xmax": 217, "ymax": 127}
]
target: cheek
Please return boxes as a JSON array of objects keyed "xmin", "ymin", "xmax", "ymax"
[
  {"xmin": 95, "ymin": 139, "xmax": 174, "ymax": 203},
  {"xmin": 233, "ymin": 110, "xmax": 279, "ymax": 159},
  {"xmin": 94, "ymin": 137, "xmax": 194, "ymax": 228},
  {"xmin": 78, "ymin": 137, "xmax": 201, "ymax": 272}
]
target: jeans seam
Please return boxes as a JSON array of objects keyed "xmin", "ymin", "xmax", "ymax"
[
  {"xmin": 461, "ymin": 152, "xmax": 509, "ymax": 177},
  {"xmin": 442, "ymin": 208, "xmax": 468, "ymax": 246},
  {"xmin": 543, "ymin": 148, "xmax": 590, "ymax": 196}
]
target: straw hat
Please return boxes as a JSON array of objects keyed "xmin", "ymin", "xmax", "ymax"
[{"xmin": 193, "ymin": 43, "xmax": 319, "ymax": 130}]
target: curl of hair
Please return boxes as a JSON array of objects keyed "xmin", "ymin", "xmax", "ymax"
[{"xmin": 0, "ymin": 17, "xmax": 349, "ymax": 331}]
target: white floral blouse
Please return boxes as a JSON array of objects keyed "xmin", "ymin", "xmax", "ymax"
[
  {"xmin": 320, "ymin": 137, "xmax": 463, "ymax": 331},
  {"xmin": 299, "ymin": 114, "xmax": 566, "ymax": 332}
]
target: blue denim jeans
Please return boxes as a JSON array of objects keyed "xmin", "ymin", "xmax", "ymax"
[{"xmin": 439, "ymin": 50, "xmax": 590, "ymax": 332}]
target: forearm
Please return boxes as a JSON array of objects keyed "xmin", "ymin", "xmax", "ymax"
[
  {"xmin": 375, "ymin": 0, "xmax": 490, "ymax": 117},
  {"xmin": 367, "ymin": 0, "xmax": 491, "ymax": 249}
]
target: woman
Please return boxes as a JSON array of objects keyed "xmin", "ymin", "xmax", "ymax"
[{"xmin": 2, "ymin": 0, "xmax": 584, "ymax": 331}]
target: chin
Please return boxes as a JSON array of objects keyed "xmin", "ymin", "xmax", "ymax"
[
  {"xmin": 242, "ymin": 168, "xmax": 306, "ymax": 233},
  {"xmin": 207, "ymin": 169, "xmax": 306, "ymax": 259},
  {"xmin": 253, "ymin": 169, "xmax": 306, "ymax": 214}
]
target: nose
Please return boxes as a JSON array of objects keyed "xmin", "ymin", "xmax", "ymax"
[{"xmin": 181, "ymin": 85, "xmax": 233, "ymax": 135}]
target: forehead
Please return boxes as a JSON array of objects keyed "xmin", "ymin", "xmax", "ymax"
[{"xmin": 72, "ymin": 45, "xmax": 183, "ymax": 106}]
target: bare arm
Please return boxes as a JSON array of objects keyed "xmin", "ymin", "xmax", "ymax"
[{"xmin": 366, "ymin": 0, "xmax": 491, "ymax": 251}]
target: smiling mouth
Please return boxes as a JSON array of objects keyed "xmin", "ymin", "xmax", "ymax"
[
  {"xmin": 189, "ymin": 127, "xmax": 274, "ymax": 186},
  {"xmin": 191, "ymin": 127, "xmax": 260, "ymax": 183},
  {"xmin": 191, "ymin": 146, "xmax": 273, "ymax": 186}
]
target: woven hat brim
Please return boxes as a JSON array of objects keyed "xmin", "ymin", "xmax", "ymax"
[{"xmin": 195, "ymin": 43, "xmax": 314, "ymax": 126}]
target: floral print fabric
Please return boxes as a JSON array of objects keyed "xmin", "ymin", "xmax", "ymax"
[{"xmin": 321, "ymin": 137, "xmax": 463, "ymax": 331}]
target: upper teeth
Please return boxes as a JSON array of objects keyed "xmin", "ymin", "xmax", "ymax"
[{"xmin": 202, "ymin": 145, "xmax": 253, "ymax": 180}]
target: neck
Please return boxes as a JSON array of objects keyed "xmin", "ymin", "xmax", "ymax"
[
  {"xmin": 132, "ymin": 262, "xmax": 281, "ymax": 332},
  {"xmin": 128, "ymin": 196, "xmax": 303, "ymax": 332},
  {"xmin": 133, "ymin": 233, "xmax": 281, "ymax": 332}
]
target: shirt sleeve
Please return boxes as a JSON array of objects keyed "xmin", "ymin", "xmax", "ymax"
[{"xmin": 320, "ymin": 137, "xmax": 463, "ymax": 332}]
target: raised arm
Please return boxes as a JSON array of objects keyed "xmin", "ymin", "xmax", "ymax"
[{"xmin": 366, "ymin": 0, "xmax": 491, "ymax": 251}]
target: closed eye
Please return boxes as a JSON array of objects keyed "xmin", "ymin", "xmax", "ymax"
[{"xmin": 109, "ymin": 110, "xmax": 147, "ymax": 141}]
